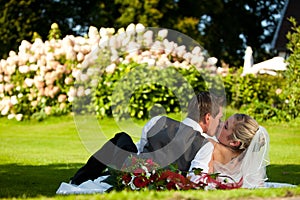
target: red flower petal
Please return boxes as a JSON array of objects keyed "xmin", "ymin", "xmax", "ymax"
[
  {"xmin": 133, "ymin": 176, "xmax": 149, "ymax": 188},
  {"xmin": 122, "ymin": 174, "xmax": 131, "ymax": 184}
]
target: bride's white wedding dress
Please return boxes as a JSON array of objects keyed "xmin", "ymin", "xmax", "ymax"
[{"xmin": 56, "ymin": 126, "xmax": 296, "ymax": 194}]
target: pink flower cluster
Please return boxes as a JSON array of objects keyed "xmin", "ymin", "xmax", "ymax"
[
  {"xmin": 0, "ymin": 23, "xmax": 220, "ymax": 120},
  {"xmin": 0, "ymin": 27, "xmax": 100, "ymax": 120}
]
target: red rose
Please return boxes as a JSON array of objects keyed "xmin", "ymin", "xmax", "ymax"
[
  {"xmin": 166, "ymin": 181, "xmax": 176, "ymax": 190},
  {"xmin": 122, "ymin": 173, "xmax": 132, "ymax": 184},
  {"xmin": 133, "ymin": 176, "xmax": 149, "ymax": 188},
  {"xmin": 149, "ymin": 173, "xmax": 158, "ymax": 182}
]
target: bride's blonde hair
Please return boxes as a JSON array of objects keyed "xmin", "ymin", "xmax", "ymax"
[{"xmin": 231, "ymin": 114, "xmax": 259, "ymax": 151}]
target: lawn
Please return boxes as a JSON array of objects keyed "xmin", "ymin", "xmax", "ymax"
[{"xmin": 0, "ymin": 113, "xmax": 299, "ymax": 199}]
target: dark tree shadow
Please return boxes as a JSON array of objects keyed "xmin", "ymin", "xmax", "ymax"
[
  {"xmin": 266, "ymin": 164, "xmax": 300, "ymax": 185},
  {"xmin": 0, "ymin": 163, "xmax": 299, "ymax": 198},
  {"xmin": 0, "ymin": 163, "xmax": 83, "ymax": 198}
]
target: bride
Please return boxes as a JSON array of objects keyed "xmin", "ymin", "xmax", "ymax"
[{"xmin": 188, "ymin": 113, "xmax": 270, "ymax": 188}]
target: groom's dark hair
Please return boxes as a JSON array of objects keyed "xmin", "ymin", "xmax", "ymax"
[{"xmin": 187, "ymin": 91, "xmax": 221, "ymax": 123}]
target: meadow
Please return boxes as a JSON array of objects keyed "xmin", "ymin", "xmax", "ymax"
[{"xmin": 0, "ymin": 111, "xmax": 299, "ymax": 199}]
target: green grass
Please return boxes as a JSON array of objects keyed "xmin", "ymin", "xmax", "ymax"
[{"xmin": 0, "ymin": 114, "xmax": 299, "ymax": 199}]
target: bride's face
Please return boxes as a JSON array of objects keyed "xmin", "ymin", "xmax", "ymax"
[{"xmin": 217, "ymin": 115, "xmax": 235, "ymax": 146}]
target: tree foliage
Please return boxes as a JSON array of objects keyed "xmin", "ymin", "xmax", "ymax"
[
  {"xmin": 282, "ymin": 17, "xmax": 300, "ymax": 119},
  {"xmin": 0, "ymin": 0, "xmax": 117, "ymax": 58},
  {"xmin": 0, "ymin": 0, "xmax": 286, "ymax": 66}
]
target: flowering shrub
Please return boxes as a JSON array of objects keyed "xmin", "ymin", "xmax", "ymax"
[
  {"xmin": 105, "ymin": 156, "xmax": 243, "ymax": 191},
  {"xmin": 72, "ymin": 24, "xmax": 224, "ymax": 119},
  {"xmin": 222, "ymin": 68, "xmax": 287, "ymax": 122},
  {"xmin": 0, "ymin": 25, "xmax": 99, "ymax": 120},
  {"xmin": 0, "ymin": 23, "xmax": 221, "ymax": 121}
]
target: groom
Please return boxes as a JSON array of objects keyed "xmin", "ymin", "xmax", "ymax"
[{"xmin": 70, "ymin": 91, "xmax": 223, "ymax": 185}]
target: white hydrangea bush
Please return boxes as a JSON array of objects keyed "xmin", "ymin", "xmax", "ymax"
[{"xmin": 0, "ymin": 23, "xmax": 219, "ymax": 121}]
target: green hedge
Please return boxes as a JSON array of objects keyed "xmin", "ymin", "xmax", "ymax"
[
  {"xmin": 222, "ymin": 68, "xmax": 289, "ymax": 122},
  {"xmin": 74, "ymin": 62, "xmax": 223, "ymax": 120}
]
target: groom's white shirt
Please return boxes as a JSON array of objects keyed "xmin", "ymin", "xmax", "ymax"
[{"xmin": 135, "ymin": 116, "xmax": 216, "ymax": 176}]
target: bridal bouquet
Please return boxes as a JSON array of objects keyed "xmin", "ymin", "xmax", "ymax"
[{"xmin": 105, "ymin": 156, "xmax": 243, "ymax": 191}]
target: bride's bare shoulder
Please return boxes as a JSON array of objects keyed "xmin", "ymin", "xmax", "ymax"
[{"xmin": 207, "ymin": 140, "xmax": 222, "ymax": 157}]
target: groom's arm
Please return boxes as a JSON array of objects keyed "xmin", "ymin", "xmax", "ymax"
[{"xmin": 187, "ymin": 142, "xmax": 214, "ymax": 183}]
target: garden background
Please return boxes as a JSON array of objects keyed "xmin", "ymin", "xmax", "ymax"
[{"xmin": 1, "ymin": 1, "xmax": 300, "ymax": 199}]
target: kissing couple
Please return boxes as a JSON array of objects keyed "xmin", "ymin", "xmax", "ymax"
[{"xmin": 63, "ymin": 91, "xmax": 269, "ymax": 191}]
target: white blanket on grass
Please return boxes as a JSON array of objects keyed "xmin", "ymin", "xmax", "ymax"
[
  {"xmin": 56, "ymin": 175, "xmax": 112, "ymax": 195},
  {"xmin": 56, "ymin": 178, "xmax": 296, "ymax": 195}
]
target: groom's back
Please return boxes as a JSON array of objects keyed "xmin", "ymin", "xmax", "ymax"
[{"xmin": 142, "ymin": 116, "xmax": 208, "ymax": 172}]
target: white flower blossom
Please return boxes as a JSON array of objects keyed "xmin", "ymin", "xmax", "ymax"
[
  {"xmin": 85, "ymin": 88, "xmax": 91, "ymax": 96},
  {"xmin": 58, "ymin": 94, "xmax": 67, "ymax": 103},
  {"xmin": 158, "ymin": 29, "xmax": 168, "ymax": 39},
  {"xmin": 60, "ymin": 103, "xmax": 66, "ymax": 109},
  {"xmin": 1, "ymin": 105, "xmax": 10, "ymax": 115},
  {"xmin": 6, "ymin": 64, "xmax": 16, "ymax": 75},
  {"xmin": 183, "ymin": 52, "xmax": 192, "ymax": 62},
  {"xmin": 175, "ymin": 45, "xmax": 186, "ymax": 57},
  {"xmin": 0, "ymin": 84, "xmax": 4, "ymax": 93},
  {"xmin": 126, "ymin": 23, "xmax": 136, "ymax": 35},
  {"xmin": 15, "ymin": 114, "xmax": 23, "ymax": 121},
  {"xmin": 64, "ymin": 77, "xmax": 73, "ymax": 85},
  {"xmin": 11, "ymin": 96, "xmax": 18, "ymax": 105},
  {"xmin": 191, "ymin": 55, "xmax": 204, "ymax": 67},
  {"xmin": 80, "ymin": 73, "xmax": 89, "ymax": 82},
  {"xmin": 207, "ymin": 57, "xmax": 218, "ymax": 65},
  {"xmin": 67, "ymin": 87, "xmax": 77, "ymax": 98},
  {"xmin": 107, "ymin": 28, "xmax": 115, "ymax": 36},
  {"xmin": 136, "ymin": 23, "xmax": 145, "ymax": 33},
  {"xmin": 68, "ymin": 96, "xmax": 74, "ymax": 102},
  {"xmin": 28, "ymin": 56, "xmax": 36, "ymax": 63},
  {"xmin": 4, "ymin": 84, "xmax": 14, "ymax": 92},
  {"xmin": 77, "ymin": 52, "xmax": 85, "ymax": 62},
  {"xmin": 31, "ymin": 101, "xmax": 38, "ymax": 107},
  {"xmin": 163, "ymin": 39, "xmax": 175, "ymax": 55},
  {"xmin": 142, "ymin": 58, "xmax": 155, "ymax": 66},
  {"xmin": 19, "ymin": 40, "xmax": 31, "ymax": 53},
  {"xmin": 45, "ymin": 106, "xmax": 52, "ymax": 115},
  {"xmin": 88, "ymin": 26, "xmax": 99, "ymax": 39},
  {"xmin": 9, "ymin": 50, "xmax": 17, "ymax": 57},
  {"xmin": 19, "ymin": 65, "xmax": 30, "ymax": 73},
  {"xmin": 90, "ymin": 79, "xmax": 99, "ymax": 87},
  {"xmin": 4, "ymin": 76, "xmax": 10, "ymax": 83},
  {"xmin": 77, "ymin": 86, "xmax": 85, "ymax": 97},
  {"xmin": 30, "ymin": 64, "xmax": 39, "ymax": 71},
  {"xmin": 72, "ymin": 69, "xmax": 81, "ymax": 80},
  {"xmin": 192, "ymin": 46, "xmax": 201, "ymax": 55},
  {"xmin": 100, "ymin": 27, "xmax": 108, "ymax": 38},
  {"xmin": 7, "ymin": 113, "xmax": 15, "ymax": 120},
  {"xmin": 105, "ymin": 63, "xmax": 116, "ymax": 74},
  {"xmin": 17, "ymin": 93, "xmax": 23, "ymax": 98},
  {"xmin": 117, "ymin": 27, "xmax": 125, "ymax": 34},
  {"xmin": 276, "ymin": 88, "xmax": 282, "ymax": 95},
  {"xmin": 121, "ymin": 35, "xmax": 131, "ymax": 47}
]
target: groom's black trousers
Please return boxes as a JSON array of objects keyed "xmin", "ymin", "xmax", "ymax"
[{"xmin": 70, "ymin": 132, "xmax": 137, "ymax": 185}]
